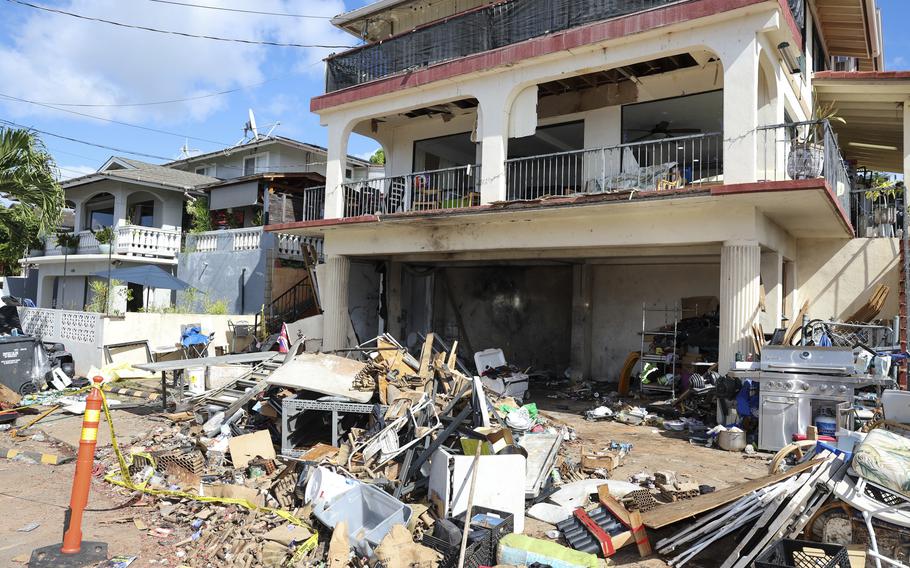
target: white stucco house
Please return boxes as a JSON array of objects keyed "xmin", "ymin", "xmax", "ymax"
[{"xmin": 269, "ymin": 0, "xmax": 909, "ymax": 382}]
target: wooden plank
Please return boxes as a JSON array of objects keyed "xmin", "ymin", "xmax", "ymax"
[
  {"xmin": 641, "ymin": 459, "xmax": 822, "ymax": 529},
  {"xmin": 783, "ymin": 300, "xmax": 810, "ymax": 345},
  {"xmin": 418, "ymin": 333, "xmax": 435, "ymax": 380}
]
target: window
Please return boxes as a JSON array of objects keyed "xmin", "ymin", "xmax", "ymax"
[
  {"xmin": 195, "ymin": 166, "xmax": 214, "ymax": 177},
  {"xmin": 345, "ymin": 168, "xmax": 353, "ymax": 179},
  {"xmin": 243, "ymin": 153, "xmax": 268, "ymax": 176},
  {"xmin": 129, "ymin": 201, "xmax": 155, "ymax": 227},
  {"xmin": 83, "ymin": 193, "xmax": 115, "ymax": 229}
]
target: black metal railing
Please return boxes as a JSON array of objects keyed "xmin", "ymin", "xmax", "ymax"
[
  {"xmin": 259, "ymin": 275, "xmax": 320, "ymax": 335},
  {"xmin": 505, "ymin": 132, "xmax": 722, "ymax": 200},
  {"xmin": 341, "ymin": 165, "xmax": 481, "ymax": 216},
  {"xmin": 326, "ymin": 0, "xmax": 684, "ymax": 92},
  {"xmin": 756, "ymin": 120, "xmax": 852, "ymax": 222}
]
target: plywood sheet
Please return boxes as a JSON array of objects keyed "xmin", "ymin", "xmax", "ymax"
[
  {"xmin": 265, "ymin": 353, "xmax": 372, "ymax": 403},
  {"xmin": 641, "ymin": 459, "xmax": 822, "ymax": 529}
]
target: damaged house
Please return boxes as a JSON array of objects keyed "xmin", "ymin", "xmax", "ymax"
[{"xmin": 269, "ymin": 0, "xmax": 905, "ymax": 384}]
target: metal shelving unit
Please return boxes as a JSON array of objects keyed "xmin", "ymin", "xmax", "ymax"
[{"xmin": 639, "ymin": 303, "xmax": 681, "ymax": 397}]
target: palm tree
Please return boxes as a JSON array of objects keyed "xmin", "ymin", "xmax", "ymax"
[{"xmin": 0, "ymin": 127, "xmax": 64, "ymax": 234}]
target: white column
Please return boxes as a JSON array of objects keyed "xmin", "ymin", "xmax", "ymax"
[
  {"xmin": 322, "ymin": 255, "xmax": 351, "ymax": 351},
  {"xmin": 721, "ymin": 36, "xmax": 759, "ymax": 184},
  {"xmin": 904, "ymin": 102, "xmax": 910, "ymax": 189},
  {"xmin": 324, "ymin": 121, "xmax": 352, "ymax": 219},
  {"xmin": 760, "ymin": 250, "xmax": 783, "ymax": 331},
  {"xmin": 569, "ymin": 263, "xmax": 593, "ymax": 383},
  {"xmin": 477, "ymin": 92, "xmax": 510, "ymax": 204},
  {"xmin": 719, "ymin": 240, "xmax": 761, "ymax": 372},
  {"xmin": 113, "ymin": 189, "xmax": 129, "ymax": 228}
]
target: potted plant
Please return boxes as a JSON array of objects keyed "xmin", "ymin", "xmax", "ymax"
[
  {"xmin": 786, "ymin": 101, "xmax": 845, "ymax": 180},
  {"xmin": 55, "ymin": 231, "xmax": 79, "ymax": 255},
  {"xmin": 92, "ymin": 226, "xmax": 115, "ymax": 254},
  {"xmin": 27, "ymin": 234, "xmax": 44, "ymax": 257}
]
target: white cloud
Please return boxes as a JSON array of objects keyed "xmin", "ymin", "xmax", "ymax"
[
  {"xmin": 56, "ymin": 164, "xmax": 97, "ymax": 181},
  {"xmin": 0, "ymin": 0, "xmax": 349, "ymax": 124}
]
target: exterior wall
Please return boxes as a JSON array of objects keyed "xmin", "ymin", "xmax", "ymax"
[
  {"xmin": 796, "ymin": 237, "xmax": 900, "ymax": 321},
  {"xmin": 176, "ymin": 236, "xmax": 271, "ymax": 315},
  {"xmin": 590, "ymin": 261, "xmax": 721, "ymax": 380},
  {"xmin": 2, "ymin": 272, "xmax": 38, "ymax": 302},
  {"xmin": 33, "ymin": 259, "xmax": 163, "ymax": 312},
  {"xmin": 66, "ymin": 179, "xmax": 185, "ymax": 232}
]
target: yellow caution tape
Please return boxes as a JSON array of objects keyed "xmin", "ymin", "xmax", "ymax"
[{"xmin": 95, "ymin": 388, "xmax": 319, "ymax": 561}]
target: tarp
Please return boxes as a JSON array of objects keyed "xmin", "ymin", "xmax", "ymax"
[{"xmin": 93, "ymin": 265, "xmax": 191, "ymax": 291}]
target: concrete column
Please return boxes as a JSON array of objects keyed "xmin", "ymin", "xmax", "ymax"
[
  {"xmin": 719, "ymin": 240, "xmax": 761, "ymax": 372},
  {"xmin": 385, "ymin": 261, "xmax": 403, "ymax": 338},
  {"xmin": 569, "ymin": 263, "xmax": 593, "ymax": 383},
  {"xmin": 324, "ymin": 121, "xmax": 352, "ymax": 219},
  {"xmin": 477, "ymin": 92, "xmax": 510, "ymax": 204},
  {"xmin": 760, "ymin": 250, "xmax": 783, "ymax": 331},
  {"xmin": 322, "ymin": 255, "xmax": 351, "ymax": 351},
  {"xmin": 112, "ymin": 189, "xmax": 128, "ymax": 228},
  {"xmin": 721, "ymin": 35, "xmax": 759, "ymax": 184}
]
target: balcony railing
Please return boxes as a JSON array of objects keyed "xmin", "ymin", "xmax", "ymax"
[
  {"xmin": 268, "ymin": 187, "xmax": 325, "ymax": 224},
  {"xmin": 341, "ymin": 165, "xmax": 481, "ymax": 217},
  {"xmin": 756, "ymin": 120, "xmax": 852, "ymax": 221},
  {"xmin": 505, "ymin": 132, "xmax": 723, "ymax": 201},
  {"xmin": 851, "ymin": 186, "xmax": 905, "ymax": 238},
  {"xmin": 42, "ymin": 226, "xmax": 180, "ymax": 258},
  {"xmin": 185, "ymin": 226, "xmax": 263, "ymax": 253},
  {"xmin": 326, "ymin": 0, "xmax": 683, "ymax": 92}
]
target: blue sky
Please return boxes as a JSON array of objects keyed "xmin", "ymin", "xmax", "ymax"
[{"xmin": 0, "ymin": 0, "xmax": 906, "ymax": 179}]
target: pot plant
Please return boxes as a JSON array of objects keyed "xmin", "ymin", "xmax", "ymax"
[
  {"xmin": 92, "ymin": 225, "xmax": 115, "ymax": 254},
  {"xmin": 27, "ymin": 234, "xmax": 44, "ymax": 257},
  {"xmin": 786, "ymin": 101, "xmax": 845, "ymax": 180},
  {"xmin": 55, "ymin": 231, "xmax": 80, "ymax": 255}
]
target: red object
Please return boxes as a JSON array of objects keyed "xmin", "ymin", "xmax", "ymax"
[
  {"xmin": 61, "ymin": 376, "xmax": 104, "ymax": 555},
  {"xmin": 277, "ymin": 323, "xmax": 289, "ymax": 354},
  {"xmin": 573, "ymin": 507, "xmax": 615, "ymax": 557},
  {"xmin": 792, "ymin": 434, "xmax": 836, "ymax": 443}
]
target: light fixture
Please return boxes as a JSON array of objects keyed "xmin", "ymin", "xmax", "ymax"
[
  {"xmin": 849, "ymin": 142, "xmax": 898, "ymax": 151},
  {"xmin": 777, "ymin": 42, "xmax": 802, "ymax": 75}
]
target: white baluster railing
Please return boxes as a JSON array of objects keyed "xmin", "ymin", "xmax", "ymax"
[
  {"xmin": 77, "ymin": 230, "xmax": 100, "ymax": 254},
  {"xmin": 231, "ymin": 227, "xmax": 262, "ymax": 251},
  {"xmin": 115, "ymin": 225, "xmax": 180, "ymax": 258}
]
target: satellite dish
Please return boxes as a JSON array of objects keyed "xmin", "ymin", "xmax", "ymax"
[
  {"xmin": 178, "ymin": 138, "xmax": 200, "ymax": 159},
  {"xmin": 245, "ymin": 108, "xmax": 260, "ymax": 141}
]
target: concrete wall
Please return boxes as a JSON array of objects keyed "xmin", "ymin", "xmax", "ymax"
[
  {"xmin": 177, "ymin": 237, "xmax": 272, "ymax": 315},
  {"xmin": 590, "ymin": 261, "xmax": 721, "ymax": 380},
  {"xmin": 796, "ymin": 238, "xmax": 900, "ymax": 321},
  {"xmin": 432, "ymin": 265, "xmax": 573, "ymax": 374},
  {"xmin": 2, "ymin": 272, "xmax": 38, "ymax": 303},
  {"xmin": 103, "ymin": 313, "xmax": 238, "ymax": 356}
]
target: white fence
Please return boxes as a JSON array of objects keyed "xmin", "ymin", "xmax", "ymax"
[
  {"xmin": 186, "ymin": 227, "xmax": 263, "ymax": 253},
  {"xmin": 41, "ymin": 226, "xmax": 180, "ymax": 258}
]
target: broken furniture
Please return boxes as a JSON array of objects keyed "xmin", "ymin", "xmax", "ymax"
[
  {"xmin": 281, "ymin": 399, "xmax": 387, "ymax": 456},
  {"xmin": 474, "ymin": 348, "xmax": 529, "ymax": 400}
]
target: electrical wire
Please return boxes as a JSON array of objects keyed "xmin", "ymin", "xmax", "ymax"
[
  {"xmin": 0, "ymin": 93, "xmax": 231, "ymax": 146},
  {"xmin": 0, "ymin": 118, "xmax": 172, "ymax": 161},
  {"xmin": 146, "ymin": 0, "xmax": 333, "ymax": 19},
  {"xmin": 5, "ymin": 0, "xmax": 353, "ymax": 49}
]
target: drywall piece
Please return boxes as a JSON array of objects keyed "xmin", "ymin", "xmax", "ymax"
[
  {"xmin": 266, "ymin": 352, "xmax": 372, "ymax": 403},
  {"xmin": 527, "ymin": 502, "xmax": 575, "ymax": 525},
  {"xmin": 428, "ymin": 448, "xmax": 526, "ymax": 533},
  {"xmin": 549, "ymin": 479, "xmax": 641, "ymax": 510},
  {"xmin": 228, "ymin": 429, "xmax": 276, "ymax": 468},
  {"xmin": 520, "ymin": 432, "xmax": 562, "ymax": 498}
]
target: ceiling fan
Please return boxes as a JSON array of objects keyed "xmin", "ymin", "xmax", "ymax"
[{"xmin": 627, "ymin": 120, "xmax": 702, "ymax": 142}]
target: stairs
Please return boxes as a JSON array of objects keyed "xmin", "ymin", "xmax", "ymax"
[{"xmin": 257, "ymin": 242, "xmax": 322, "ymax": 336}]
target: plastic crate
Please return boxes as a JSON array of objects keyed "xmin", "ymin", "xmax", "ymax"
[
  {"xmin": 454, "ymin": 506, "xmax": 515, "ymax": 562},
  {"xmin": 421, "ymin": 533, "xmax": 489, "ymax": 568},
  {"xmin": 755, "ymin": 539, "xmax": 850, "ymax": 568}
]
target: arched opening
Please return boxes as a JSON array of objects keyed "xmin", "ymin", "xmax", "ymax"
[
  {"xmin": 83, "ymin": 192, "xmax": 115, "ymax": 229},
  {"xmin": 60, "ymin": 200, "xmax": 76, "ymax": 232},
  {"xmin": 126, "ymin": 191, "xmax": 159, "ymax": 227}
]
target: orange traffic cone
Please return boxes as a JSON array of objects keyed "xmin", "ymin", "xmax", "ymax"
[{"xmin": 30, "ymin": 376, "xmax": 109, "ymax": 567}]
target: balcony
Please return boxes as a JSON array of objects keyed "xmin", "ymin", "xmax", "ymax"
[
  {"xmin": 326, "ymin": 0, "xmax": 683, "ymax": 92},
  {"xmin": 184, "ymin": 226, "xmax": 324, "ymax": 261},
  {"xmin": 40, "ymin": 226, "xmax": 181, "ymax": 259},
  {"xmin": 341, "ymin": 165, "xmax": 481, "ymax": 217}
]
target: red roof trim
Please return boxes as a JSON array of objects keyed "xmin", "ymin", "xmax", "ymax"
[{"xmin": 312, "ymin": 0, "xmax": 770, "ymax": 113}]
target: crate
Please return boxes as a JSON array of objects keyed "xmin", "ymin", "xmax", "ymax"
[
  {"xmin": 454, "ymin": 506, "xmax": 515, "ymax": 562},
  {"xmin": 755, "ymin": 539, "xmax": 850, "ymax": 568},
  {"xmin": 421, "ymin": 533, "xmax": 489, "ymax": 568}
]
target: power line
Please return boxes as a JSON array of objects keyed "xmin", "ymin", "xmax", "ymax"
[
  {"xmin": 0, "ymin": 92, "xmax": 230, "ymax": 146},
  {"xmin": 14, "ymin": 78, "xmax": 278, "ymax": 108},
  {"xmin": 147, "ymin": 0, "xmax": 332, "ymax": 19},
  {"xmin": 0, "ymin": 118, "xmax": 172, "ymax": 161},
  {"xmin": 6, "ymin": 0, "xmax": 353, "ymax": 49}
]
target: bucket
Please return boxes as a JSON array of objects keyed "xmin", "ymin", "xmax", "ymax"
[
  {"xmin": 304, "ymin": 466, "xmax": 357, "ymax": 507},
  {"xmin": 815, "ymin": 415, "xmax": 837, "ymax": 437},
  {"xmin": 186, "ymin": 366, "xmax": 206, "ymax": 395}
]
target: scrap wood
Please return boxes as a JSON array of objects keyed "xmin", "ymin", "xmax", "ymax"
[
  {"xmin": 846, "ymin": 284, "xmax": 890, "ymax": 323},
  {"xmin": 641, "ymin": 458, "xmax": 823, "ymax": 529},
  {"xmin": 783, "ymin": 299, "xmax": 810, "ymax": 345},
  {"xmin": 418, "ymin": 333, "xmax": 435, "ymax": 381}
]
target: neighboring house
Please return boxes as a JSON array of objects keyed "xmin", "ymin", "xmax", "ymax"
[
  {"xmin": 21, "ymin": 157, "xmax": 216, "ymax": 312},
  {"xmin": 269, "ymin": 0, "xmax": 907, "ymax": 380}
]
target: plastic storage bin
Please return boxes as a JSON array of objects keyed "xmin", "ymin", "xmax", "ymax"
[
  {"xmin": 755, "ymin": 539, "xmax": 850, "ymax": 568},
  {"xmin": 313, "ymin": 483, "xmax": 412, "ymax": 553}
]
